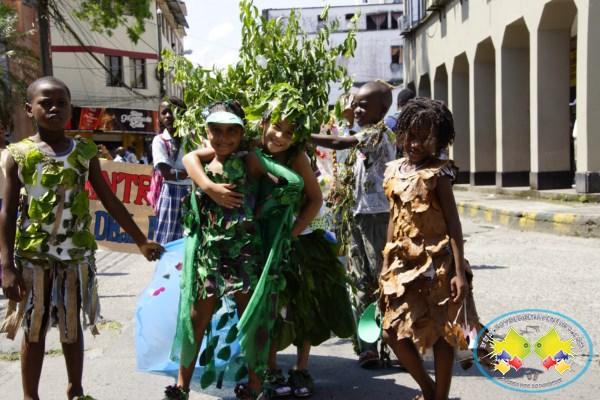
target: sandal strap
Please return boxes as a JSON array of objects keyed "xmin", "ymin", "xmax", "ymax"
[
  {"xmin": 235, "ymin": 382, "xmax": 261, "ymax": 399},
  {"xmin": 164, "ymin": 384, "xmax": 189, "ymax": 400}
]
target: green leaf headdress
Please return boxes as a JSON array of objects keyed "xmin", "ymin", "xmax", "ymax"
[{"xmin": 245, "ymin": 83, "xmax": 313, "ymax": 145}]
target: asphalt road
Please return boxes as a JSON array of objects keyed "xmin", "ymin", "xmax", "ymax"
[{"xmin": 1, "ymin": 218, "xmax": 599, "ymax": 399}]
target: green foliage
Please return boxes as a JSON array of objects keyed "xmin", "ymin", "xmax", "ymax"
[
  {"xmin": 162, "ymin": 0, "xmax": 357, "ymax": 143},
  {"xmin": 71, "ymin": 0, "xmax": 152, "ymax": 43}
]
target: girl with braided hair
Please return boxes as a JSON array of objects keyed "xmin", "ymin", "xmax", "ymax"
[
  {"xmin": 152, "ymin": 97, "xmax": 192, "ymax": 244},
  {"xmin": 380, "ymin": 97, "xmax": 483, "ymax": 400}
]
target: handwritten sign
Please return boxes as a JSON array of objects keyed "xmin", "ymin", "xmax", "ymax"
[{"xmin": 87, "ymin": 160, "xmax": 158, "ymax": 253}]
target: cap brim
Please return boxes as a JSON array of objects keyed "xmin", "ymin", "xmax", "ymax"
[{"xmin": 206, "ymin": 111, "xmax": 244, "ymax": 127}]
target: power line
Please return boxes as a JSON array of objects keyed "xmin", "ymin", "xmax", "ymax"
[{"xmin": 48, "ymin": 0, "xmax": 157, "ymax": 100}]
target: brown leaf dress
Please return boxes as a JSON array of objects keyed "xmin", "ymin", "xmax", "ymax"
[{"xmin": 379, "ymin": 158, "xmax": 481, "ymax": 354}]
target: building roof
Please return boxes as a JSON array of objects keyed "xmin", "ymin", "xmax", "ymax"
[
  {"xmin": 165, "ymin": 0, "xmax": 188, "ymax": 28},
  {"xmin": 264, "ymin": 2, "xmax": 403, "ymax": 13}
]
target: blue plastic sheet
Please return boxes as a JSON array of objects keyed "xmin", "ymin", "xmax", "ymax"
[{"xmin": 135, "ymin": 239, "xmax": 242, "ymax": 378}]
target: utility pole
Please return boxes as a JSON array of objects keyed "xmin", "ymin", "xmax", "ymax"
[
  {"xmin": 156, "ymin": 7, "xmax": 165, "ymax": 98},
  {"xmin": 38, "ymin": 0, "xmax": 52, "ymax": 75}
]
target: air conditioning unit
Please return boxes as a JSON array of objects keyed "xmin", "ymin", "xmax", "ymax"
[
  {"xmin": 399, "ymin": 15, "xmax": 410, "ymax": 32},
  {"xmin": 428, "ymin": 0, "xmax": 451, "ymax": 12}
]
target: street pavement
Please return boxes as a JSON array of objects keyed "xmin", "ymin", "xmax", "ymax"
[{"xmin": 1, "ymin": 218, "xmax": 599, "ymax": 400}]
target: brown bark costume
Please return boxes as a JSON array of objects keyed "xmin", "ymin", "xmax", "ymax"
[{"xmin": 379, "ymin": 158, "xmax": 481, "ymax": 354}]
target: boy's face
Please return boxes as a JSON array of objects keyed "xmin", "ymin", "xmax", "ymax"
[
  {"xmin": 207, "ymin": 123, "xmax": 243, "ymax": 158},
  {"xmin": 26, "ymin": 83, "xmax": 71, "ymax": 132},
  {"xmin": 352, "ymin": 88, "xmax": 386, "ymax": 127},
  {"xmin": 262, "ymin": 118, "xmax": 294, "ymax": 154},
  {"xmin": 159, "ymin": 102, "xmax": 175, "ymax": 131}
]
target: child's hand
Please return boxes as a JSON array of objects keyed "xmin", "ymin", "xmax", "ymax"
[
  {"xmin": 1, "ymin": 265, "xmax": 26, "ymax": 302},
  {"xmin": 206, "ymin": 182, "xmax": 244, "ymax": 209},
  {"xmin": 138, "ymin": 241, "xmax": 165, "ymax": 261},
  {"xmin": 450, "ymin": 271, "xmax": 468, "ymax": 304}
]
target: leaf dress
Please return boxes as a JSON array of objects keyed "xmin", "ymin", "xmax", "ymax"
[
  {"xmin": 171, "ymin": 152, "xmax": 261, "ymax": 385},
  {"xmin": 379, "ymin": 158, "xmax": 482, "ymax": 354},
  {"xmin": 237, "ymin": 149, "xmax": 304, "ymax": 376}
]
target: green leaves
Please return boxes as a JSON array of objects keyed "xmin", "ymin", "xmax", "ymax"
[
  {"xmin": 28, "ymin": 191, "xmax": 57, "ymax": 223},
  {"xmin": 22, "ymin": 149, "xmax": 44, "ymax": 185},
  {"xmin": 71, "ymin": 191, "xmax": 90, "ymax": 219},
  {"xmin": 200, "ymin": 367, "xmax": 216, "ymax": 389},
  {"xmin": 71, "ymin": 0, "xmax": 153, "ymax": 43},
  {"xmin": 216, "ymin": 345, "xmax": 231, "ymax": 361},
  {"xmin": 161, "ymin": 0, "xmax": 357, "ymax": 144},
  {"xmin": 72, "ymin": 231, "xmax": 97, "ymax": 250}
]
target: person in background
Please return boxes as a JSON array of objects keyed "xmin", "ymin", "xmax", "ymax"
[
  {"xmin": 113, "ymin": 146, "xmax": 127, "ymax": 162},
  {"xmin": 152, "ymin": 97, "xmax": 192, "ymax": 244},
  {"xmin": 97, "ymin": 144, "xmax": 113, "ymax": 160},
  {"xmin": 385, "ymin": 88, "xmax": 416, "ymax": 157},
  {"xmin": 126, "ymin": 146, "xmax": 139, "ymax": 163},
  {"xmin": 312, "ymin": 81, "xmax": 396, "ymax": 368}
]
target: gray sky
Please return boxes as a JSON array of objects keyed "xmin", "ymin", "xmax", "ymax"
[{"xmin": 184, "ymin": 0, "xmax": 362, "ymax": 67}]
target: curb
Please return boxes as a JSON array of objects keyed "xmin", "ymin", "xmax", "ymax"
[
  {"xmin": 453, "ymin": 185, "xmax": 600, "ymax": 203},
  {"xmin": 456, "ymin": 201, "xmax": 600, "ymax": 238}
]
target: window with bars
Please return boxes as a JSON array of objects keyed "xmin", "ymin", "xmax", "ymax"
[
  {"xmin": 105, "ymin": 55, "xmax": 123, "ymax": 87},
  {"xmin": 391, "ymin": 11, "xmax": 403, "ymax": 29},
  {"xmin": 391, "ymin": 46, "xmax": 402, "ymax": 64},
  {"xmin": 366, "ymin": 13, "xmax": 389, "ymax": 30},
  {"xmin": 130, "ymin": 58, "xmax": 146, "ymax": 89}
]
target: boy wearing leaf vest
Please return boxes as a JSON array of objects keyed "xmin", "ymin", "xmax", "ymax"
[{"xmin": 0, "ymin": 77, "xmax": 163, "ymax": 400}]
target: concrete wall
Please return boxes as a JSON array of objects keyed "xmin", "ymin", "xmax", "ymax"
[
  {"xmin": 50, "ymin": 0, "xmax": 186, "ymax": 111},
  {"xmin": 403, "ymin": 0, "xmax": 599, "ymax": 192},
  {"xmin": 265, "ymin": 2, "xmax": 405, "ymax": 108}
]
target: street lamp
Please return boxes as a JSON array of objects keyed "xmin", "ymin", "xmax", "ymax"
[{"xmin": 156, "ymin": 8, "xmax": 165, "ymax": 98}]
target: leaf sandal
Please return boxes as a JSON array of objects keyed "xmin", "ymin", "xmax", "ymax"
[
  {"xmin": 288, "ymin": 369, "xmax": 314, "ymax": 398},
  {"xmin": 163, "ymin": 384, "xmax": 189, "ymax": 400},
  {"xmin": 235, "ymin": 382, "xmax": 268, "ymax": 400},
  {"xmin": 262, "ymin": 369, "xmax": 292, "ymax": 398}
]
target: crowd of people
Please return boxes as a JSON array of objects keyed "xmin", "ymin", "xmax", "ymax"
[{"xmin": 0, "ymin": 75, "xmax": 487, "ymax": 400}]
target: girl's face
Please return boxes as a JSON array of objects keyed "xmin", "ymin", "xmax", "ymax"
[
  {"xmin": 262, "ymin": 119, "xmax": 294, "ymax": 154},
  {"xmin": 207, "ymin": 123, "xmax": 243, "ymax": 158},
  {"xmin": 159, "ymin": 102, "xmax": 174, "ymax": 131},
  {"xmin": 403, "ymin": 125, "xmax": 437, "ymax": 165}
]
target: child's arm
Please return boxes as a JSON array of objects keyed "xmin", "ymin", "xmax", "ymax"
[
  {"xmin": 311, "ymin": 133, "xmax": 358, "ymax": 150},
  {"xmin": 290, "ymin": 152, "xmax": 323, "ymax": 236},
  {"xmin": 436, "ymin": 176, "xmax": 468, "ymax": 304},
  {"xmin": 0, "ymin": 154, "xmax": 26, "ymax": 301},
  {"xmin": 88, "ymin": 157, "xmax": 163, "ymax": 261},
  {"xmin": 382, "ymin": 208, "xmax": 395, "ymax": 270},
  {"xmin": 182, "ymin": 149, "xmax": 244, "ymax": 209},
  {"xmin": 152, "ymin": 137, "xmax": 188, "ymax": 181}
]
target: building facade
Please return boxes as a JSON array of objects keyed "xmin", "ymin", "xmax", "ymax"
[
  {"xmin": 263, "ymin": 0, "xmax": 405, "ymax": 109},
  {"xmin": 401, "ymin": 0, "xmax": 599, "ymax": 193},
  {"xmin": 49, "ymin": 0, "xmax": 187, "ymax": 153}
]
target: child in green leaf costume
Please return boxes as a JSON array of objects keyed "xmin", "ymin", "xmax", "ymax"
[
  {"xmin": 0, "ymin": 77, "xmax": 163, "ymax": 400},
  {"xmin": 184, "ymin": 98, "xmax": 321, "ymax": 400},
  {"xmin": 167, "ymin": 102, "xmax": 264, "ymax": 399}
]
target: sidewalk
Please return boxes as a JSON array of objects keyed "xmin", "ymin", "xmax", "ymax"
[{"xmin": 454, "ymin": 186, "xmax": 600, "ymax": 238}]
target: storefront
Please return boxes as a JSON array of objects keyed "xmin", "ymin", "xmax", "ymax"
[{"xmin": 66, "ymin": 106, "xmax": 159, "ymax": 162}]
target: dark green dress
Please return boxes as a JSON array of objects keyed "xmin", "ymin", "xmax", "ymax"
[
  {"xmin": 237, "ymin": 149, "xmax": 304, "ymax": 376},
  {"xmin": 171, "ymin": 152, "xmax": 261, "ymax": 371},
  {"xmin": 276, "ymin": 230, "xmax": 355, "ymax": 349}
]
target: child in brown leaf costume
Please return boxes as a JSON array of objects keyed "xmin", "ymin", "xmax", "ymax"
[{"xmin": 380, "ymin": 98, "xmax": 482, "ymax": 400}]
